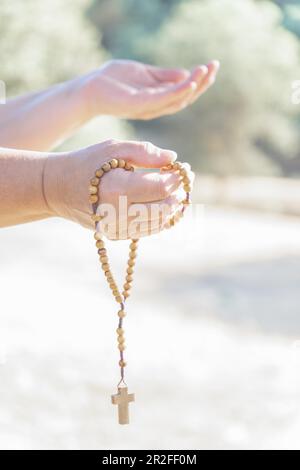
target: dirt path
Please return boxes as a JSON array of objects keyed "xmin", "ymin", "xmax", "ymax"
[{"xmin": 0, "ymin": 207, "xmax": 299, "ymax": 449}]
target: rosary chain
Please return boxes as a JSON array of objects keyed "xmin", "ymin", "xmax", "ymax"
[{"xmin": 89, "ymin": 158, "xmax": 191, "ymax": 385}]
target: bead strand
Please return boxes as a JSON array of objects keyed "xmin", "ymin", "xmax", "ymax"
[
  {"xmin": 90, "ymin": 158, "xmax": 192, "ymax": 386},
  {"xmin": 122, "ymin": 239, "xmax": 138, "ymax": 300},
  {"xmin": 90, "ymin": 158, "xmax": 135, "ymax": 384},
  {"xmin": 161, "ymin": 161, "xmax": 192, "ymax": 229}
]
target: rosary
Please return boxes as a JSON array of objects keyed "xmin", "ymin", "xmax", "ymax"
[{"xmin": 89, "ymin": 158, "xmax": 192, "ymax": 425}]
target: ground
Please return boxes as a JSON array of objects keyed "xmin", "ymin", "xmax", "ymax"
[{"xmin": 0, "ymin": 206, "xmax": 300, "ymax": 449}]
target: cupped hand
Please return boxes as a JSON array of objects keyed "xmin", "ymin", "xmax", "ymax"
[
  {"xmin": 81, "ymin": 59, "xmax": 219, "ymax": 120},
  {"xmin": 44, "ymin": 139, "xmax": 194, "ymax": 239}
]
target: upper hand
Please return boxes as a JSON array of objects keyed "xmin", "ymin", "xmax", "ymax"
[{"xmin": 81, "ymin": 59, "xmax": 219, "ymax": 120}]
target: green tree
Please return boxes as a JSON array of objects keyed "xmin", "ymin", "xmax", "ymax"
[
  {"xmin": 134, "ymin": 0, "xmax": 300, "ymax": 175},
  {"xmin": 87, "ymin": 0, "xmax": 180, "ymax": 59},
  {"xmin": 0, "ymin": 0, "xmax": 105, "ymax": 95},
  {"xmin": 0, "ymin": 0, "xmax": 132, "ymax": 148}
]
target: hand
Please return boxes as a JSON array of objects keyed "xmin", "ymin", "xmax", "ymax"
[
  {"xmin": 81, "ymin": 59, "xmax": 220, "ymax": 120},
  {"xmin": 44, "ymin": 140, "xmax": 194, "ymax": 239}
]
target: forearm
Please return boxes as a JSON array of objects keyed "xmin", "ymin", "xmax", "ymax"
[
  {"xmin": 0, "ymin": 147, "xmax": 53, "ymax": 227},
  {"xmin": 0, "ymin": 78, "xmax": 89, "ymax": 151}
]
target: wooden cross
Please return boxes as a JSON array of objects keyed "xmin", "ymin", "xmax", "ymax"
[{"xmin": 111, "ymin": 387, "xmax": 135, "ymax": 425}]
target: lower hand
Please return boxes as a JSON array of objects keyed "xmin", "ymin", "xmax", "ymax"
[{"xmin": 44, "ymin": 139, "xmax": 194, "ymax": 239}]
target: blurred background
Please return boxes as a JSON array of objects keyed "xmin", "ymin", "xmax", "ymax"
[{"xmin": 1, "ymin": 0, "xmax": 300, "ymax": 449}]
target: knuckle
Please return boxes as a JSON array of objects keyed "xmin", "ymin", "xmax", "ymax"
[{"xmin": 141, "ymin": 141, "xmax": 156, "ymax": 155}]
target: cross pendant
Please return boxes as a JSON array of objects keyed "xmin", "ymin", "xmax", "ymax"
[{"xmin": 111, "ymin": 387, "xmax": 135, "ymax": 425}]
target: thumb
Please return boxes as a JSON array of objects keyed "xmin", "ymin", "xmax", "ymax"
[{"xmin": 114, "ymin": 141, "xmax": 177, "ymax": 169}]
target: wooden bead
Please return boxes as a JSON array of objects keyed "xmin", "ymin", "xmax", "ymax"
[
  {"xmin": 118, "ymin": 310, "xmax": 126, "ymax": 318},
  {"xmin": 95, "ymin": 169, "xmax": 104, "ymax": 178},
  {"xmin": 125, "ymin": 162, "xmax": 133, "ymax": 171},
  {"xmin": 183, "ymin": 176, "xmax": 190, "ymax": 185},
  {"xmin": 89, "ymin": 195, "xmax": 98, "ymax": 204},
  {"xmin": 127, "ymin": 267, "xmax": 134, "ymax": 275},
  {"xmin": 113, "ymin": 289, "xmax": 120, "ymax": 297},
  {"xmin": 118, "ymin": 159, "xmax": 126, "ymax": 168},
  {"xmin": 116, "ymin": 328, "xmax": 124, "ymax": 335},
  {"xmin": 119, "ymin": 360, "xmax": 127, "ymax": 367},
  {"xmin": 110, "ymin": 159, "xmax": 118, "ymax": 169},
  {"xmin": 101, "ymin": 263, "xmax": 110, "ymax": 271},
  {"xmin": 184, "ymin": 184, "xmax": 191, "ymax": 192},
  {"xmin": 128, "ymin": 260, "xmax": 135, "ymax": 267},
  {"xmin": 91, "ymin": 214, "xmax": 102, "ymax": 222},
  {"xmin": 91, "ymin": 177, "xmax": 100, "ymax": 186},
  {"xmin": 130, "ymin": 241, "xmax": 138, "ymax": 250},
  {"xmin": 183, "ymin": 198, "xmax": 191, "ymax": 206},
  {"xmin": 102, "ymin": 162, "xmax": 111, "ymax": 172},
  {"xmin": 89, "ymin": 186, "xmax": 98, "ymax": 195},
  {"xmin": 98, "ymin": 248, "xmax": 106, "ymax": 255},
  {"xmin": 118, "ymin": 335, "xmax": 125, "ymax": 344},
  {"xmin": 123, "ymin": 291, "xmax": 130, "ymax": 299},
  {"xmin": 116, "ymin": 295, "xmax": 123, "ymax": 303},
  {"xmin": 129, "ymin": 251, "xmax": 137, "ymax": 259},
  {"xmin": 174, "ymin": 211, "xmax": 181, "ymax": 222},
  {"xmin": 123, "ymin": 283, "xmax": 131, "ymax": 291},
  {"xmin": 126, "ymin": 274, "xmax": 133, "ymax": 282},
  {"xmin": 96, "ymin": 239, "xmax": 104, "ymax": 249},
  {"xmin": 173, "ymin": 162, "xmax": 180, "ymax": 171},
  {"xmin": 179, "ymin": 169, "xmax": 187, "ymax": 177},
  {"xmin": 100, "ymin": 255, "xmax": 108, "ymax": 264},
  {"xmin": 94, "ymin": 232, "xmax": 102, "ymax": 240},
  {"xmin": 118, "ymin": 344, "xmax": 126, "ymax": 352}
]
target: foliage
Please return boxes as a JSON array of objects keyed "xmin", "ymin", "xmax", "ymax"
[
  {"xmin": 0, "ymin": 0, "xmax": 133, "ymax": 148},
  {"xmin": 87, "ymin": 0, "xmax": 180, "ymax": 59},
  {"xmin": 0, "ymin": 0, "xmax": 105, "ymax": 95},
  {"xmin": 1, "ymin": 0, "xmax": 300, "ymax": 173},
  {"xmin": 134, "ymin": 0, "xmax": 300, "ymax": 175}
]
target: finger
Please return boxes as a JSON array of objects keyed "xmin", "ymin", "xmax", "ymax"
[
  {"xmin": 139, "ymin": 71, "xmax": 199, "ymax": 109},
  {"xmin": 130, "ymin": 191, "xmax": 186, "ymax": 238},
  {"xmin": 106, "ymin": 224, "xmax": 163, "ymax": 240},
  {"xmin": 138, "ymin": 86, "xmax": 196, "ymax": 120},
  {"xmin": 186, "ymin": 65, "xmax": 209, "ymax": 104},
  {"xmin": 127, "ymin": 171, "xmax": 182, "ymax": 203},
  {"xmin": 189, "ymin": 60, "xmax": 220, "ymax": 104},
  {"xmin": 156, "ymin": 64, "xmax": 212, "ymax": 113},
  {"xmin": 112, "ymin": 140, "xmax": 178, "ymax": 168},
  {"xmin": 138, "ymin": 66, "xmax": 208, "ymax": 118},
  {"xmin": 130, "ymin": 188, "xmax": 185, "ymax": 213},
  {"xmin": 112, "ymin": 192, "xmax": 185, "ymax": 239},
  {"xmin": 146, "ymin": 65, "xmax": 190, "ymax": 83}
]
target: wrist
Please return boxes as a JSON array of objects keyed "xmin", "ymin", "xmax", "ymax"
[
  {"xmin": 77, "ymin": 71, "xmax": 107, "ymax": 119},
  {"xmin": 43, "ymin": 148, "xmax": 96, "ymax": 227},
  {"xmin": 43, "ymin": 151, "xmax": 71, "ymax": 220}
]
